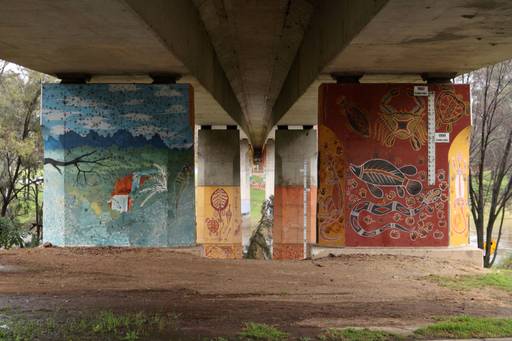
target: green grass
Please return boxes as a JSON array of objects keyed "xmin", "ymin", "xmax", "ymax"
[
  {"xmin": 239, "ymin": 322, "xmax": 288, "ymax": 340},
  {"xmin": 414, "ymin": 315, "xmax": 512, "ymax": 339},
  {"xmin": 0, "ymin": 310, "xmax": 179, "ymax": 341},
  {"xmin": 318, "ymin": 328, "xmax": 403, "ymax": 341},
  {"xmin": 250, "ymin": 188, "xmax": 265, "ymax": 225},
  {"xmin": 430, "ymin": 270, "xmax": 512, "ymax": 292}
]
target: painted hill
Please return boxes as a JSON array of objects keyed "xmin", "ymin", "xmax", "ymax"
[{"xmin": 44, "ymin": 129, "xmax": 169, "ymax": 150}]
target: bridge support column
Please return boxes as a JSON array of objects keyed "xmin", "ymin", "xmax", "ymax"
[
  {"xmin": 317, "ymin": 83, "xmax": 471, "ymax": 247},
  {"xmin": 273, "ymin": 129, "xmax": 317, "ymax": 260},
  {"xmin": 264, "ymin": 139, "xmax": 275, "ymax": 201},
  {"xmin": 41, "ymin": 84, "xmax": 196, "ymax": 247},
  {"xmin": 196, "ymin": 129, "xmax": 243, "ymax": 258},
  {"xmin": 240, "ymin": 138, "xmax": 252, "ymax": 252}
]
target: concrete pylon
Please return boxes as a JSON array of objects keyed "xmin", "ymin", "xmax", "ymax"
[
  {"xmin": 196, "ymin": 129, "xmax": 243, "ymax": 258},
  {"xmin": 240, "ymin": 139, "xmax": 252, "ymax": 251},
  {"xmin": 273, "ymin": 129, "xmax": 317, "ymax": 259},
  {"xmin": 264, "ymin": 139, "xmax": 275, "ymax": 201}
]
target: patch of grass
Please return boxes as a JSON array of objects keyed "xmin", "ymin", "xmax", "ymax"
[
  {"xmin": 0, "ymin": 310, "xmax": 179, "ymax": 341},
  {"xmin": 250, "ymin": 188, "xmax": 266, "ymax": 225},
  {"xmin": 499, "ymin": 253, "xmax": 512, "ymax": 270},
  {"xmin": 414, "ymin": 315, "xmax": 512, "ymax": 339},
  {"xmin": 318, "ymin": 328, "xmax": 403, "ymax": 341},
  {"xmin": 239, "ymin": 322, "xmax": 288, "ymax": 340},
  {"xmin": 430, "ymin": 270, "xmax": 512, "ymax": 292}
]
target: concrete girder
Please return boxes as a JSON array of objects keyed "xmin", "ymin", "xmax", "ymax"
[
  {"xmin": 194, "ymin": 0, "xmax": 314, "ymax": 147},
  {"xmin": 123, "ymin": 0, "xmax": 246, "ymax": 133},
  {"xmin": 324, "ymin": 0, "xmax": 512, "ymax": 75},
  {"xmin": 272, "ymin": 0, "xmax": 389, "ymax": 130},
  {"xmin": 0, "ymin": 0, "xmax": 242, "ymax": 129},
  {"xmin": 275, "ymin": 0, "xmax": 512, "ymax": 131}
]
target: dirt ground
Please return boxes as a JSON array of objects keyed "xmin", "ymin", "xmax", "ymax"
[{"xmin": 0, "ymin": 247, "xmax": 511, "ymax": 339}]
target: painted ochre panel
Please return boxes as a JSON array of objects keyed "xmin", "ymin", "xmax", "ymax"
[
  {"xmin": 449, "ymin": 127, "xmax": 471, "ymax": 246},
  {"xmin": 42, "ymin": 84, "xmax": 196, "ymax": 247},
  {"xmin": 318, "ymin": 84, "xmax": 471, "ymax": 247},
  {"xmin": 196, "ymin": 186, "xmax": 242, "ymax": 258}
]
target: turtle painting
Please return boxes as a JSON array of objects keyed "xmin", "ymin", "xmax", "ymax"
[{"xmin": 350, "ymin": 159, "xmax": 422, "ymax": 198}]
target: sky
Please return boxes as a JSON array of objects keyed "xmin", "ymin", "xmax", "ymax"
[{"xmin": 41, "ymin": 83, "xmax": 193, "ymax": 149}]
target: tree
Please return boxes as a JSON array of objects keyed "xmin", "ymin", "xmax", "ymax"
[
  {"xmin": 0, "ymin": 61, "xmax": 52, "ymax": 244},
  {"xmin": 460, "ymin": 60, "xmax": 512, "ymax": 267}
]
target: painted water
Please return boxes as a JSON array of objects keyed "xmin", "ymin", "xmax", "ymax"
[{"xmin": 470, "ymin": 221, "xmax": 512, "ymax": 265}]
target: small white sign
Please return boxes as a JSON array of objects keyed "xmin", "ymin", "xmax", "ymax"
[
  {"xmin": 414, "ymin": 85, "xmax": 429, "ymax": 96},
  {"xmin": 435, "ymin": 132, "xmax": 450, "ymax": 143}
]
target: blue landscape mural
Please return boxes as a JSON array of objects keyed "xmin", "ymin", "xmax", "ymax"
[{"xmin": 42, "ymin": 84, "xmax": 195, "ymax": 246}]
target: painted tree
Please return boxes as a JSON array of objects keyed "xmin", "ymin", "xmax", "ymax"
[{"xmin": 460, "ymin": 60, "xmax": 512, "ymax": 267}]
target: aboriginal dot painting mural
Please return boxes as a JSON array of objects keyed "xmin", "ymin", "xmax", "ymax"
[
  {"xmin": 42, "ymin": 84, "xmax": 196, "ymax": 246},
  {"xmin": 318, "ymin": 83, "xmax": 471, "ymax": 247}
]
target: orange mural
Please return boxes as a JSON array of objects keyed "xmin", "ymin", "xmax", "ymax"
[
  {"xmin": 196, "ymin": 186, "xmax": 242, "ymax": 258},
  {"xmin": 273, "ymin": 186, "xmax": 316, "ymax": 259},
  {"xmin": 318, "ymin": 125, "xmax": 345, "ymax": 246},
  {"xmin": 449, "ymin": 126, "xmax": 471, "ymax": 246},
  {"xmin": 318, "ymin": 83, "xmax": 471, "ymax": 247}
]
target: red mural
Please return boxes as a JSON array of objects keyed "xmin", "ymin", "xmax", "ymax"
[
  {"xmin": 318, "ymin": 84, "xmax": 471, "ymax": 247},
  {"xmin": 205, "ymin": 188, "xmax": 234, "ymax": 240}
]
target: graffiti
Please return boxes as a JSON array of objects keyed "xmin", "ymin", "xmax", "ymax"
[
  {"xmin": 42, "ymin": 84, "xmax": 195, "ymax": 247},
  {"xmin": 349, "ymin": 159, "xmax": 422, "ymax": 198},
  {"xmin": 436, "ymin": 89, "xmax": 468, "ymax": 132},
  {"xmin": 350, "ymin": 189, "xmax": 441, "ymax": 238},
  {"xmin": 372, "ymin": 88, "xmax": 427, "ymax": 151},
  {"xmin": 338, "ymin": 97, "xmax": 369, "ymax": 137}
]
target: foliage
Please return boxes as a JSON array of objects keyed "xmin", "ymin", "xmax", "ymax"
[
  {"xmin": 318, "ymin": 328, "xmax": 403, "ymax": 341},
  {"xmin": 238, "ymin": 322, "xmax": 288, "ymax": 341},
  {"xmin": 0, "ymin": 60, "xmax": 53, "ymax": 245},
  {"xmin": 0, "ymin": 310, "xmax": 179, "ymax": 341},
  {"xmin": 414, "ymin": 315, "xmax": 512, "ymax": 339},
  {"xmin": 430, "ymin": 270, "xmax": 512, "ymax": 293},
  {"xmin": 457, "ymin": 60, "xmax": 512, "ymax": 267},
  {"xmin": 0, "ymin": 216, "xmax": 24, "ymax": 249}
]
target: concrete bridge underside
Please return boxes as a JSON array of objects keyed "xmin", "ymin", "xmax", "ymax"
[{"xmin": 1, "ymin": 0, "xmax": 512, "ymax": 147}]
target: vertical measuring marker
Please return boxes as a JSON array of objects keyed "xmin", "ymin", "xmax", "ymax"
[
  {"xmin": 427, "ymin": 91, "xmax": 436, "ymax": 185},
  {"xmin": 302, "ymin": 159, "xmax": 308, "ymax": 259}
]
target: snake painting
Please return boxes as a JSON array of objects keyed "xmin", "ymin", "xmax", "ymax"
[{"xmin": 350, "ymin": 189, "xmax": 441, "ymax": 238}]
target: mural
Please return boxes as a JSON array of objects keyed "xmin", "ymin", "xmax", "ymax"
[
  {"xmin": 318, "ymin": 84, "xmax": 471, "ymax": 247},
  {"xmin": 42, "ymin": 84, "xmax": 195, "ymax": 247},
  {"xmin": 449, "ymin": 127, "xmax": 471, "ymax": 245},
  {"xmin": 196, "ymin": 186, "xmax": 242, "ymax": 258},
  {"xmin": 318, "ymin": 125, "xmax": 345, "ymax": 245}
]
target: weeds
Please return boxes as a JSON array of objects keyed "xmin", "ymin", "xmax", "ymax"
[
  {"xmin": 318, "ymin": 328, "xmax": 403, "ymax": 341},
  {"xmin": 239, "ymin": 322, "xmax": 288, "ymax": 340},
  {"xmin": 430, "ymin": 270, "xmax": 512, "ymax": 292},
  {"xmin": 0, "ymin": 310, "xmax": 179, "ymax": 341},
  {"xmin": 414, "ymin": 315, "xmax": 512, "ymax": 339}
]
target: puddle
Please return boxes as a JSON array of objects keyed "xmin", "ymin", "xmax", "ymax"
[{"xmin": 0, "ymin": 265, "xmax": 19, "ymax": 273}]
